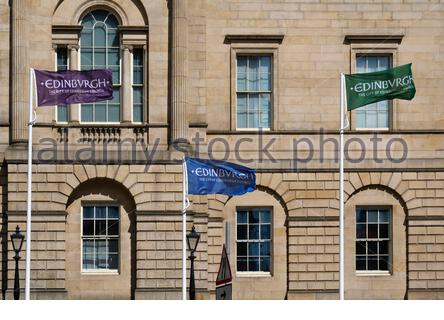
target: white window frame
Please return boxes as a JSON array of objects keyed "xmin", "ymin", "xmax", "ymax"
[
  {"xmin": 235, "ymin": 207, "xmax": 273, "ymax": 277},
  {"xmin": 230, "ymin": 46, "xmax": 279, "ymax": 131},
  {"xmin": 78, "ymin": 10, "xmax": 122, "ymax": 124},
  {"xmin": 131, "ymin": 47, "xmax": 144, "ymax": 124},
  {"xmin": 54, "ymin": 46, "xmax": 69, "ymax": 124},
  {"xmin": 80, "ymin": 203, "xmax": 120, "ymax": 274},
  {"xmin": 355, "ymin": 206, "xmax": 392, "ymax": 276},
  {"xmin": 350, "ymin": 46, "xmax": 398, "ymax": 131}
]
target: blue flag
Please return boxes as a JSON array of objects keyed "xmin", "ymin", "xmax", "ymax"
[{"xmin": 185, "ymin": 157, "xmax": 256, "ymax": 196}]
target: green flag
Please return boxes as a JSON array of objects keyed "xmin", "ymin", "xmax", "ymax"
[{"xmin": 345, "ymin": 63, "xmax": 416, "ymax": 111}]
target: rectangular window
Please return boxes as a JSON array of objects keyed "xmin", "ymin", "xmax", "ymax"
[
  {"xmin": 356, "ymin": 207, "xmax": 391, "ymax": 272},
  {"xmin": 56, "ymin": 47, "xmax": 69, "ymax": 122},
  {"xmin": 355, "ymin": 55, "xmax": 391, "ymax": 129},
  {"xmin": 82, "ymin": 205, "xmax": 119, "ymax": 271},
  {"xmin": 236, "ymin": 208, "xmax": 271, "ymax": 273},
  {"xmin": 132, "ymin": 48, "xmax": 144, "ymax": 123},
  {"xmin": 236, "ymin": 55, "xmax": 272, "ymax": 129}
]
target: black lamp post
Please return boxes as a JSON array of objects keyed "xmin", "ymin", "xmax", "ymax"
[
  {"xmin": 186, "ymin": 225, "xmax": 200, "ymax": 300},
  {"xmin": 10, "ymin": 225, "xmax": 24, "ymax": 300}
]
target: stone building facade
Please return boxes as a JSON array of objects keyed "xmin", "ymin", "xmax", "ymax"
[{"xmin": 1, "ymin": 0, "xmax": 444, "ymax": 299}]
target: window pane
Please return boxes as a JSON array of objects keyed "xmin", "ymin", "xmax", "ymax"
[
  {"xmin": 94, "ymin": 24, "xmax": 106, "ymax": 47},
  {"xmin": 259, "ymin": 94, "xmax": 271, "ymax": 128},
  {"xmin": 107, "ymin": 219, "xmax": 119, "ymax": 236},
  {"xmin": 379, "ymin": 256, "xmax": 389, "ymax": 271},
  {"xmin": 108, "ymin": 48, "xmax": 120, "ymax": 66},
  {"xmin": 95, "ymin": 220, "xmax": 107, "ymax": 235},
  {"xmin": 248, "ymin": 94, "xmax": 259, "ymax": 128},
  {"xmin": 108, "ymin": 239, "xmax": 118, "ymax": 253},
  {"xmin": 81, "ymin": 104, "xmax": 93, "ymax": 122},
  {"xmin": 356, "ymin": 241, "xmax": 366, "ymax": 255},
  {"xmin": 108, "ymin": 105, "xmax": 120, "ymax": 122},
  {"xmin": 83, "ymin": 240, "xmax": 94, "ymax": 255},
  {"xmin": 133, "ymin": 87, "xmax": 143, "ymax": 104},
  {"xmin": 57, "ymin": 48, "xmax": 68, "ymax": 68},
  {"xmin": 356, "ymin": 223, "xmax": 366, "ymax": 238},
  {"xmin": 248, "ymin": 242, "xmax": 259, "ymax": 256},
  {"xmin": 356, "ymin": 209, "xmax": 367, "ymax": 223},
  {"xmin": 237, "ymin": 211, "xmax": 247, "ymax": 224},
  {"xmin": 95, "ymin": 104, "xmax": 107, "ymax": 122},
  {"xmin": 93, "ymin": 10, "xmax": 109, "ymax": 23},
  {"xmin": 260, "ymin": 242, "xmax": 270, "ymax": 256},
  {"xmin": 249, "ymin": 225, "xmax": 259, "ymax": 240},
  {"xmin": 237, "ymin": 93, "xmax": 247, "ymax": 128},
  {"xmin": 260, "ymin": 224, "xmax": 271, "ymax": 239},
  {"xmin": 248, "ymin": 57, "xmax": 259, "ymax": 91},
  {"xmin": 379, "ymin": 210, "xmax": 390, "ymax": 223},
  {"xmin": 57, "ymin": 105, "xmax": 68, "ymax": 122},
  {"xmin": 83, "ymin": 206, "xmax": 94, "ymax": 219},
  {"xmin": 237, "ymin": 225, "xmax": 247, "ymax": 240},
  {"xmin": 368, "ymin": 224, "xmax": 378, "ymax": 239},
  {"xmin": 108, "ymin": 207, "xmax": 119, "ymax": 219},
  {"xmin": 356, "ymin": 56, "xmax": 366, "ymax": 72},
  {"xmin": 237, "ymin": 56, "xmax": 247, "ymax": 74},
  {"xmin": 368, "ymin": 210, "xmax": 378, "ymax": 223},
  {"xmin": 94, "ymin": 48, "xmax": 106, "ymax": 66},
  {"xmin": 105, "ymin": 14, "xmax": 119, "ymax": 28},
  {"xmin": 83, "ymin": 254, "xmax": 95, "ymax": 269},
  {"xmin": 379, "ymin": 240, "xmax": 389, "ymax": 255},
  {"xmin": 83, "ymin": 220, "xmax": 94, "ymax": 236},
  {"xmin": 237, "ymin": 257, "xmax": 247, "ymax": 271},
  {"xmin": 111, "ymin": 66, "xmax": 120, "ymax": 84},
  {"xmin": 260, "ymin": 56, "xmax": 271, "ymax": 74},
  {"xmin": 107, "ymin": 30, "xmax": 119, "ymax": 47},
  {"xmin": 133, "ymin": 105, "xmax": 143, "ymax": 123},
  {"xmin": 248, "ymin": 257, "xmax": 260, "ymax": 271},
  {"xmin": 81, "ymin": 13, "xmax": 94, "ymax": 29},
  {"xmin": 108, "ymin": 253, "xmax": 118, "ymax": 270},
  {"xmin": 249, "ymin": 210, "xmax": 260, "ymax": 224},
  {"xmin": 237, "ymin": 242, "xmax": 247, "ymax": 256},
  {"xmin": 81, "ymin": 48, "xmax": 93, "ymax": 67},
  {"xmin": 260, "ymin": 210, "xmax": 271, "ymax": 223},
  {"xmin": 96, "ymin": 253, "xmax": 107, "ymax": 269},
  {"xmin": 379, "ymin": 224, "xmax": 389, "ymax": 238},
  {"xmin": 368, "ymin": 256, "xmax": 378, "ymax": 270},
  {"xmin": 260, "ymin": 257, "xmax": 271, "ymax": 272},
  {"xmin": 356, "ymin": 256, "xmax": 366, "ymax": 270},
  {"xmin": 368, "ymin": 241, "xmax": 377, "ymax": 255},
  {"xmin": 96, "ymin": 207, "xmax": 107, "ymax": 219}
]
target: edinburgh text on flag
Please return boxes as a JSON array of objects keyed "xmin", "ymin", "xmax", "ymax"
[
  {"xmin": 185, "ymin": 157, "xmax": 256, "ymax": 196},
  {"xmin": 345, "ymin": 63, "xmax": 416, "ymax": 111},
  {"xmin": 34, "ymin": 69, "xmax": 113, "ymax": 106}
]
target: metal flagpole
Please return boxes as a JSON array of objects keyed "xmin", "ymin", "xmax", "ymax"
[
  {"xmin": 182, "ymin": 157, "xmax": 190, "ymax": 300},
  {"xmin": 25, "ymin": 68, "xmax": 36, "ymax": 300},
  {"xmin": 339, "ymin": 73, "xmax": 346, "ymax": 300}
]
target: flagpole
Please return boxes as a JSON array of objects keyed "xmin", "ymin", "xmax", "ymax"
[
  {"xmin": 25, "ymin": 68, "xmax": 35, "ymax": 300},
  {"xmin": 339, "ymin": 73, "xmax": 345, "ymax": 300},
  {"xmin": 182, "ymin": 157, "xmax": 187, "ymax": 300}
]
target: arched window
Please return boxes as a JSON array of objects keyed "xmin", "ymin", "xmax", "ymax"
[{"xmin": 80, "ymin": 10, "xmax": 120, "ymax": 122}]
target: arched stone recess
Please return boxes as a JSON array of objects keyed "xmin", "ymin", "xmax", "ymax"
[
  {"xmin": 65, "ymin": 176, "xmax": 137, "ymax": 299},
  {"xmin": 344, "ymin": 183, "xmax": 408, "ymax": 300},
  {"xmin": 53, "ymin": 0, "xmax": 149, "ymax": 25},
  {"xmin": 207, "ymin": 176, "xmax": 289, "ymax": 300},
  {"xmin": 345, "ymin": 172, "xmax": 416, "ymax": 213}
]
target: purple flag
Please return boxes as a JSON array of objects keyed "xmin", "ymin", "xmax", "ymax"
[{"xmin": 34, "ymin": 69, "xmax": 113, "ymax": 106}]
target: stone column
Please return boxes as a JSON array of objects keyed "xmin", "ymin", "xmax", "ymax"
[
  {"xmin": 170, "ymin": 0, "xmax": 189, "ymax": 144},
  {"xmin": 68, "ymin": 44, "xmax": 80, "ymax": 123},
  {"xmin": 121, "ymin": 45, "xmax": 132, "ymax": 123},
  {"xmin": 11, "ymin": 0, "xmax": 29, "ymax": 143}
]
